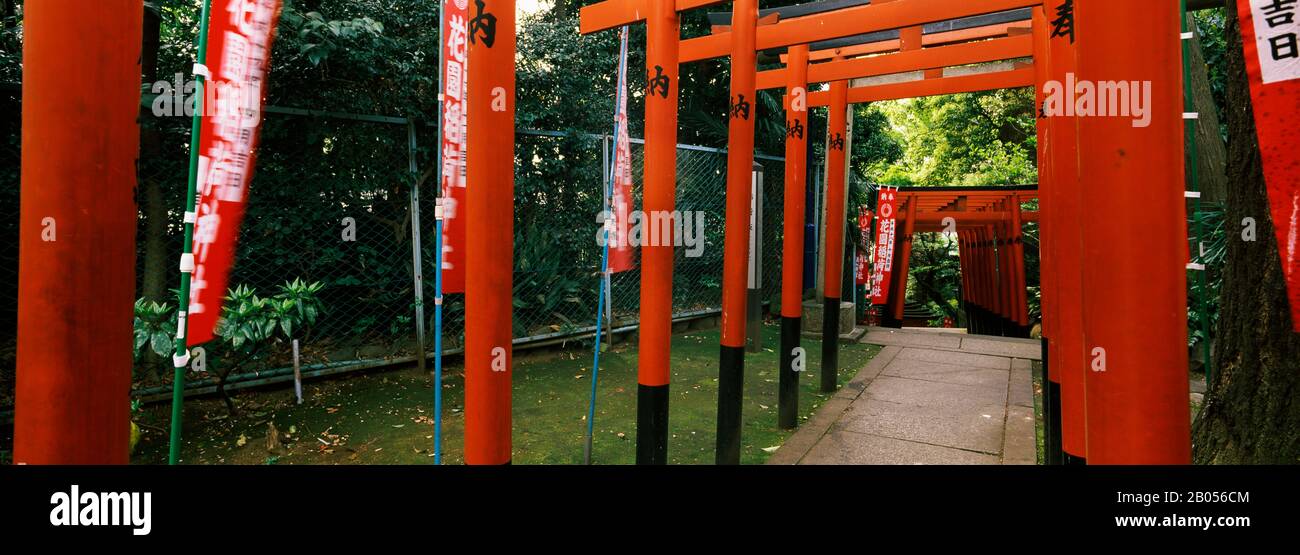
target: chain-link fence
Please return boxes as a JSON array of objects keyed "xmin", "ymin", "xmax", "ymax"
[
  {"xmin": 1, "ymin": 92, "xmax": 797, "ymax": 405},
  {"xmin": 1, "ymin": 82, "xmax": 19, "ymax": 408},
  {"xmin": 494, "ymin": 130, "xmax": 788, "ymax": 347}
]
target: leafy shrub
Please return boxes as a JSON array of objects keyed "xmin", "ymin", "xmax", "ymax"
[{"xmin": 134, "ymin": 299, "xmax": 177, "ymax": 360}]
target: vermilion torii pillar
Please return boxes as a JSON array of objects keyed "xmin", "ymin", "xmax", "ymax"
[
  {"xmin": 580, "ymin": 0, "xmax": 726, "ymax": 464},
  {"xmin": 1076, "ymin": 0, "xmax": 1190, "ymax": 464},
  {"xmin": 707, "ymin": 0, "xmax": 1038, "ymax": 407},
  {"xmin": 636, "ymin": 0, "xmax": 681, "ymax": 466},
  {"xmin": 1043, "ymin": 0, "xmax": 1087, "ymax": 465},
  {"xmin": 15, "ymin": 0, "xmax": 142, "ymax": 464},
  {"xmin": 465, "ymin": 0, "xmax": 516, "ymax": 465},
  {"xmin": 716, "ymin": 0, "xmax": 758, "ymax": 465},
  {"xmin": 890, "ymin": 195, "xmax": 918, "ymax": 324},
  {"xmin": 1003, "ymin": 198, "xmax": 1024, "ymax": 335},
  {"xmin": 778, "ymin": 44, "xmax": 810, "ymax": 430},
  {"xmin": 820, "ymin": 78, "xmax": 849, "ymax": 393},
  {"xmin": 1030, "ymin": 3, "xmax": 1063, "ymax": 464},
  {"xmin": 590, "ymin": 0, "xmax": 1047, "ymax": 462}
]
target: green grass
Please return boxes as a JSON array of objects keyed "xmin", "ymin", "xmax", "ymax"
[{"xmin": 134, "ymin": 322, "xmax": 880, "ymax": 465}]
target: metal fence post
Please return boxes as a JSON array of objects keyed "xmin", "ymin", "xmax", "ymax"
[{"xmin": 408, "ymin": 120, "xmax": 428, "ymax": 373}]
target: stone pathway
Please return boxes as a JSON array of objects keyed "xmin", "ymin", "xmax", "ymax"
[{"xmin": 768, "ymin": 327, "xmax": 1039, "ymax": 465}]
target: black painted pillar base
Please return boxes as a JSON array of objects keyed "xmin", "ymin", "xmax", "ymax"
[
  {"xmin": 778, "ymin": 316, "xmax": 801, "ymax": 430},
  {"xmin": 1063, "ymin": 453, "xmax": 1086, "ymax": 465},
  {"xmin": 821, "ymin": 297, "xmax": 840, "ymax": 393},
  {"xmin": 1046, "ymin": 377, "xmax": 1063, "ymax": 465},
  {"xmin": 1041, "ymin": 336, "xmax": 1062, "ymax": 466},
  {"xmin": 636, "ymin": 384, "xmax": 669, "ymax": 465},
  {"xmin": 716, "ymin": 345, "xmax": 745, "ymax": 465}
]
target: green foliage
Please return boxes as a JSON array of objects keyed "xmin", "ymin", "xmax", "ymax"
[
  {"xmin": 873, "ymin": 89, "xmax": 1037, "ymax": 186},
  {"xmin": 512, "ymin": 224, "xmax": 589, "ymax": 336},
  {"xmin": 273, "ymin": 278, "xmax": 325, "ymax": 338},
  {"xmin": 517, "ymin": 11, "xmax": 628, "ymax": 134},
  {"xmin": 1193, "ymin": 8, "xmax": 1229, "ymax": 138},
  {"xmin": 132, "ymin": 280, "xmax": 323, "ymax": 366},
  {"xmin": 280, "ymin": 9, "xmax": 386, "ymax": 67},
  {"xmin": 144, "ymin": 0, "xmax": 438, "ymax": 117},
  {"xmin": 215, "ymin": 281, "xmax": 325, "ymax": 353},
  {"xmin": 134, "ymin": 299, "xmax": 177, "ymax": 359},
  {"xmin": 1188, "ymin": 203, "xmax": 1226, "ymax": 349},
  {"xmin": 0, "ymin": 3, "xmax": 20, "ymax": 83},
  {"xmin": 906, "ymin": 234, "xmax": 963, "ymax": 320},
  {"xmin": 215, "ymin": 285, "xmax": 278, "ymax": 352}
]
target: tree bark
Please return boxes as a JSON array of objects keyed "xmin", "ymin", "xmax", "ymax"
[
  {"xmin": 1185, "ymin": 12, "xmax": 1228, "ymax": 205},
  {"xmin": 1191, "ymin": 0, "xmax": 1300, "ymax": 464},
  {"xmin": 139, "ymin": 3, "xmax": 169, "ymax": 302}
]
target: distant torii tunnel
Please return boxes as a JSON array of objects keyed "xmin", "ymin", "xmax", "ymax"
[{"xmin": 874, "ymin": 186, "xmax": 1040, "ymax": 338}]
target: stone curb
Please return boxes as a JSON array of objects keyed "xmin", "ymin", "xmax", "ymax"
[{"xmin": 765, "ymin": 344, "xmax": 902, "ymax": 465}]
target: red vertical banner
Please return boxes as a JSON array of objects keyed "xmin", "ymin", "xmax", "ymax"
[
  {"xmin": 608, "ymin": 28, "xmax": 636, "ymax": 273},
  {"xmin": 1239, "ymin": 0, "xmax": 1300, "ymax": 331},
  {"xmin": 870, "ymin": 186, "xmax": 899, "ymax": 304},
  {"xmin": 439, "ymin": 0, "xmax": 469, "ymax": 293},
  {"xmin": 855, "ymin": 206, "xmax": 873, "ymax": 285},
  {"xmin": 186, "ymin": 0, "xmax": 283, "ymax": 346}
]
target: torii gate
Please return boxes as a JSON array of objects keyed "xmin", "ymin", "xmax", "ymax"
[
  {"xmin": 712, "ymin": 2, "xmax": 1034, "ymax": 387},
  {"xmin": 885, "ymin": 187, "xmax": 1038, "ymax": 336},
  {"xmin": 7, "ymin": 0, "xmax": 1196, "ymax": 466},
  {"xmin": 576, "ymin": 0, "xmax": 1191, "ymax": 465},
  {"xmin": 583, "ymin": 0, "xmax": 1047, "ymax": 464}
]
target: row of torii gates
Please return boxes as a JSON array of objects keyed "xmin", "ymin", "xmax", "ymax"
[
  {"xmin": 12, "ymin": 0, "xmax": 1196, "ymax": 465},
  {"xmin": 451, "ymin": 0, "xmax": 1194, "ymax": 466}
]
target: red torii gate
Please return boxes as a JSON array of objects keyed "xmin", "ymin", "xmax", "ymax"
[
  {"xmin": 8, "ymin": 0, "xmax": 1195, "ymax": 467},
  {"xmin": 883, "ymin": 187, "xmax": 1036, "ymax": 337},
  {"xmin": 575, "ymin": 0, "xmax": 1191, "ymax": 465},
  {"xmin": 705, "ymin": 0, "xmax": 1037, "ymax": 399},
  {"xmin": 582, "ymin": 0, "xmax": 1048, "ymax": 464}
]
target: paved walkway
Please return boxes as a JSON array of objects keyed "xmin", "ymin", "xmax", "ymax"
[{"xmin": 769, "ymin": 327, "xmax": 1039, "ymax": 465}]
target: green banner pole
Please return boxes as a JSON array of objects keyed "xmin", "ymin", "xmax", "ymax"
[
  {"xmin": 1180, "ymin": 0, "xmax": 1213, "ymax": 388},
  {"xmin": 168, "ymin": 0, "xmax": 214, "ymax": 465}
]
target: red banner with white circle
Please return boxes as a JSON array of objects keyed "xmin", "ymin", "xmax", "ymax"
[{"xmin": 869, "ymin": 187, "xmax": 899, "ymax": 305}]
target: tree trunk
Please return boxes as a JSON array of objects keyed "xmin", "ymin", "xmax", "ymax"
[
  {"xmin": 139, "ymin": 4, "xmax": 169, "ymax": 302},
  {"xmin": 1191, "ymin": 1, "xmax": 1300, "ymax": 464},
  {"xmin": 1185, "ymin": 12, "xmax": 1228, "ymax": 205}
]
